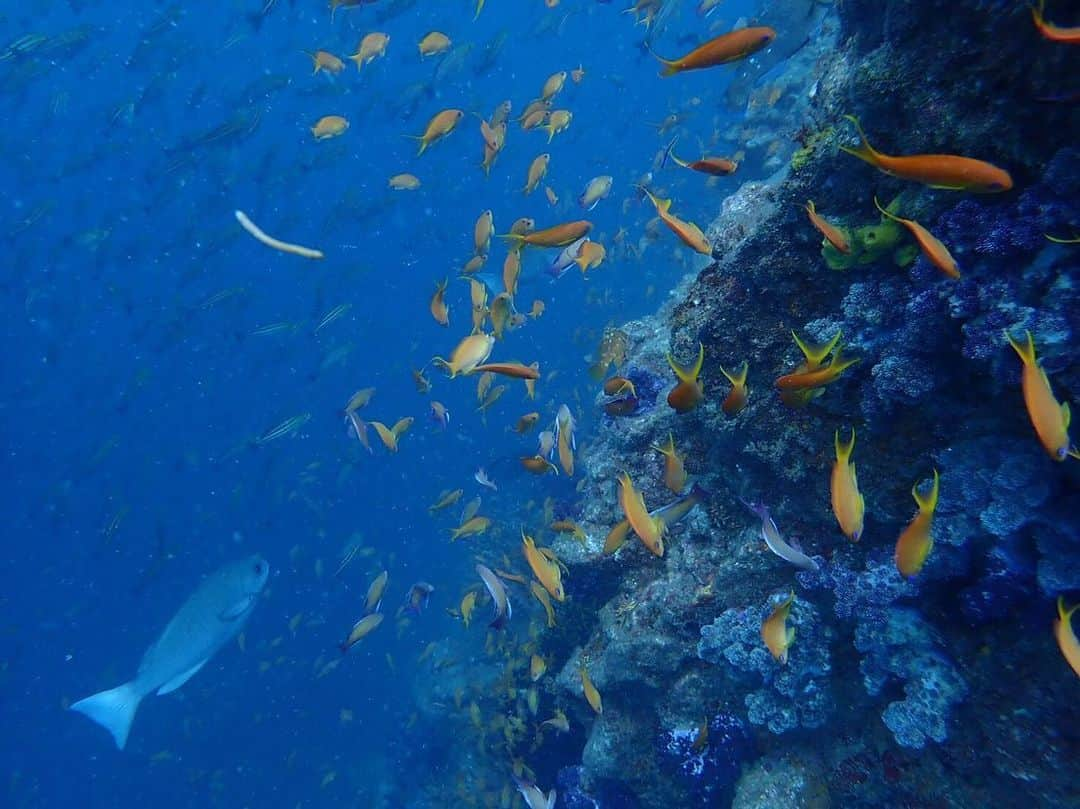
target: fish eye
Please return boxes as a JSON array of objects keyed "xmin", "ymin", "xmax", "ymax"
[
  {"xmin": 253, "ymin": 562, "xmax": 264, "ymax": 575},
  {"xmin": 1057, "ymin": 447, "xmax": 1068, "ymax": 460}
]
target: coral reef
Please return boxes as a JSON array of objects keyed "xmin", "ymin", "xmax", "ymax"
[
  {"xmin": 541, "ymin": 1, "xmax": 1080, "ymax": 806},
  {"xmin": 698, "ymin": 598, "xmax": 834, "ymax": 735},
  {"xmin": 855, "ymin": 608, "xmax": 967, "ymax": 749}
]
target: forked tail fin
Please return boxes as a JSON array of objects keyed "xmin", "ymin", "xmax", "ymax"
[{"xmin": 70, "ymin": 681, "xmax": 142, "ymax": 750}]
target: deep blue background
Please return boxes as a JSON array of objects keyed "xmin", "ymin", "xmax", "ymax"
[{"xmin": 0, "ymin": 0, "xmax": 765, "ymax": 804}]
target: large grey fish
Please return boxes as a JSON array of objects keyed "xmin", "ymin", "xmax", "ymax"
[{"xmin": 70, "ymin": 555, "xmax": 269, "ymax": 750}]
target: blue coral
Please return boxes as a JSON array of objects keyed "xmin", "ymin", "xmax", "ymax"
[
  {"xmin": 797, "ymin": 554, "xmax": 915, "ymax": 626},
  {"xmin": 855, "ymin": 607, "xmax": 967, "ymax": 749},
  {"xmin": 698, "ymin": 597, "xmax": 834, "ymax": 734},
  {"xmin": 656, "ymin": 713, "xmax": 754, "ymax": 801}
]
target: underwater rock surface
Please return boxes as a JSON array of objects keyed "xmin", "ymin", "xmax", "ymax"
[{"xmin": 556, "ymin": 0, "xmax": 1080, "ymax": 806}]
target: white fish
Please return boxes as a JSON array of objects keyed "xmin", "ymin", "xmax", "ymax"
[
  {"xmin": 512, "ymin": 774, "xmax": 556, "ymax": 809},
  {"xmin": 474, "ymin": 467, "xmax": 498, "ymax": 491},
  {"xmin": 70, "ymin": 555, "xmax": 269, "ymax": 749}
]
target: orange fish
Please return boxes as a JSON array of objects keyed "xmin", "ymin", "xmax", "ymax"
[
  {"xmin": 761, "ymin": 592, "xmax": 795, "ymax": 664},
  {"xmin": 311, "ymin": 115, "xmax": 348, "ymax": 140},
  {"xmin": 775, "ymin": 346, "xmax": 859, "ymax": 391},
  {"xmin": 805, "ymin": 201, "xmax": 850, "ymax": 254},
  {"xmin": 524, "ymin": 154, "xmax": 550, "ymax": 195},
  {"xmin": 873, "ymin": 197, "xmax": 959, "ymax": 279},
  {"xmin": 430, "ymin": 278, "xmax": 450, "ymax": 326},
  {"xmin": 543, "ymin": 110, "xmax": 572, "ymax": 143},
  {"xmin": 432, "ymin": 333, "xmax": 494, "ymax": 378},
  {"xmin": 348, "ymin": 32, "xmax": 390, "ymax": 70},
  {"xmin": 521, "ymin": 455, "xmax": 559, "ymax": 475},
  {"xmin": 666, "ymin": 342, "xmax": 705, "ymax": 413},
  {"xmin": 541, "ymin": 71, "xmax": 567, "ymax": 101},
  {"xmin": 1031, "ymin": 0, "xmax": 1080, "ymax": 43},
  {"xmin": 618, "ymin": 472, "xmax": 665, "ymax": 556},
  {"xmin": 472, "ymin": 362, "xmax": 541, "ymax": 380},
  {"xmin": 603, "ymin": 377, "xmax": 636, "ymax": 397},
  {"xmin": 895, "ymin": 469, "xmax": 938, "ymax": 578},
  {"xmin": 664, "ymin": 140, "xmax": 738, "ymax": 176},
  {"xmin": 841, "ymin": 115, "xmax": 1012, "ymax": 193},
  {"xmin": 501, "ymin": 220, "xmax": 592, "ymax": 249},
  {"xmin": 831, "ymin": 427, "xmax": 865, "ymax": 542},
  {"xmin": 651, "ymin": 433, "xmax": 687, "ymax": 494},
  {"xmin": 418, "ymin": 31, "xmax": 451, "ymax": 56},
  {"xmin": 388, "ymin": 173, "xmax": 421, "ymax": 191},
  {"xmin": 651, "ymin": 27, "xmax": 776, "ymax": 75},
  {"xmin": 1004, "ymin": 330, "xmax": 1079, "ymax": 461},
  {"xmin": 720, "ymin": 361, "xmax": 748, "ymax": 416},
  {"xmin": 474, "ymin": 210, "xmax": 494, "ymax": 256},
  {"xmin": 641, "ymin": 189, "xmax": 712, "ymax": 255},
  {"xmin": 307, "ymin": 50, "xmax": 345, "ymax": 75},
  {"xmin": 1053, "ymin": 596, "xmax": 1080, "ymax": 678},
  {"xmin": 410, "ymin": 109, "xmax": 464, "ymax": 155}
]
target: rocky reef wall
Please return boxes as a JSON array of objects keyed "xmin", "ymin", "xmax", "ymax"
[{"xmin": 552, "ymin": 1, "xmax": 1079, "ymax": 806}]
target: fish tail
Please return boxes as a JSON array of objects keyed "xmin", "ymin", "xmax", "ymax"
[
  {"xmin": 835, "ymin": 426, "xmax": 856, "ymax": 463},
  {"xmin": 840, "ymin": 114, "xmax": 880, "ymax": 166},
  {"xmin": 1004, "ymin": 329, "xmax": 1037, "ymax": 367},
  {"xmin": 828, "ymin": 345, "xmax": 860, "ymax": 374},
  {"xmin": 661, "ymin": 136, "xmax": 678, "ymax": 169},
  {"xmin": 641, "ymin": 40, "xmax": 677, "ymax": 76},
  {"xmin": 1058, "ymin": 596, "xmax": 1080, "ymax": 622},
  {"xmin": 805, "ymin": 199, "xmax": 816, "ymax": 215},
  {"xmin": 912, "ymin": 468, "xmax": 939, "ymax": 514},
  {"xmin": 792, "ymin": 329, "xmax": 842, "ymax": 367},
  {"xmin": 873, "ymin": 195, "xmax": 902, "ymax": 223},
  {"xmin": 70, "ymin": 681, "xmax": 143, "ymax": 750},
  {"xmin": 721, "ymin": 360, "xmax": 748, "ymax": 387},
  {"xmin": 650, "ymin": 432, "xmax": 676, "ymax": 457}
]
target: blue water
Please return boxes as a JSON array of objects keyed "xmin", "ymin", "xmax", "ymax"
[{"xmin": 1, "ymin": 1, "xmax": 771, "ymax": 805}]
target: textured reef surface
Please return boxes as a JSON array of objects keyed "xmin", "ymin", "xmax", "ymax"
[{"xmin": 536, "ymin": 0, "xmax": 1080, "ymax": 806}]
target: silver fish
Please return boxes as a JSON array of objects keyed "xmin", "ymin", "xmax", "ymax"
[
  {"xmin": 547, "ymin": 236, "xmax": 589, "ymax": 279},
  {"xmin": 70, "ymin": 555, "xmax": 269, "ymax": 749},
  {"xmin": 744, "ymin": 501, "xmax": 818, "ymax": 571},
  {"xmin": 476, "ymin": 563, "xmax": 511, "ymax": 630},
  {"xmin": 513, "ymin": 774, "xmax": 556, "ymax": 809}
]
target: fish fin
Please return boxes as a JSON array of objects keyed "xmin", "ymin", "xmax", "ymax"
[
  {"xmin": 1061, "ymin": 401, "xmax": 1070, "ymax": 430},
  {"xmin": 873, "ymin": 195, "xmax": 903, "ymax": 223},
  {"xmin": 650, "ymin": 433, "xmax": 676, "ymax": 457},
  {"xmin": 786, "ymin": 626, "xmax": 796, "ymax": 645},
  {"xmin": 912, "ymin": 468, "xmax": 940, "ymax": 514},
  {"xmin": 70, "ymin": 681, "xmax": 143, "ymax": 750},
  {"xmin": 156, "ymin": 659, "xmax": 208, "ymax": 695},
  {"xmin": 805, "ymin": 200, "xmax": 816, "ymax": 214},
  {"xmin": 1004, "ymin": 329, "xmax": 1036, "ymax": 366},
  {"xmin": 1059, "ymin": 596, "xmax": 1080, "ymax": 621},
  {"xmin": 546, "ymin": 790, "xmax": 557, "ymax": 809},
  {"xmin": 835, "ymin": 426, "xmax": 856, "ymax": 463},
  {"xmin": 660, "ymin": 136, "xmax": 678, "ymax": 169},
  {"xmin": 840, "ymin": 114, "xmax": 880, "ymax": 166},
  {"xmin": 791, "ymin": 329, "xmax": 841, "ymax": 367},
  {"xmin": 720, "ymin": 360, "xmax": 748, "ymax": 387},
  {"xmin": 666, "ymin": 343, "xmax": 704, "ymax": 384}
]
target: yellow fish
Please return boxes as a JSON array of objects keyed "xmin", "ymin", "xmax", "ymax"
[
  {"xmin": 1004, "ymin": 330, "xmax": 1079, "ymax": 461},
  {"xmin": 450, "ymin": 516, "xmax": 492, "ymax": 542},
  {"xmin": 618, "ymin": 472, "xmax": 665, "ymax": 556},
  {"xmin": 1053, "ymin": 596, "xmax": 1080, "ymax": 678},
  {"xmin": 761, "ymin": 592, "xmax": 795, "ymax": 664},
  {"xmin": 522, "ymin": 531, "xmax": 565, "ymax": 602},
  {"xmin": 895, "ymin": 470, "xmax": 938, "ymax": 578},
  {"xmin": 830, "ymin": 427, "xmax": 865, "ymax": 542},
  {"xmin": 651, "ymin": 433, "xmax": 687, "ymax": 494},
  {"xmin": 580, "ymin": 666, "xmax": 602, "ymax": 714},
  {"xmin": 432, "ymin": 333, "xmax": 494, "ymax": 377},
  {"xmin": 460, "ymin": 590, "xmax": 477, "ymax": 628}
]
